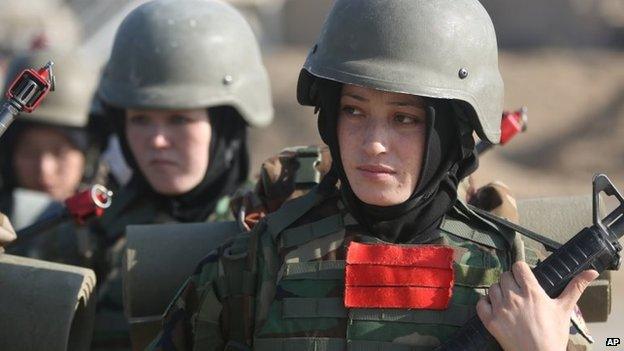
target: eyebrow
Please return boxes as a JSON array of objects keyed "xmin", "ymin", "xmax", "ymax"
[
  {"xmin": 342, "ymin": 92, "xmax": 426, "ymax": 111},
  {"xmin": 342, "ymin": 93, "xmax": 368, "ymax": 102},
  {"xmin": 387, "ymin": 101, "xmax": 426, "ymax": 111}
]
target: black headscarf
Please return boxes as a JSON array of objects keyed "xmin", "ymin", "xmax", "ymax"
[
  {"xmin": 314, "ymin": 79, "xmax": 478, "ymax": 243},
  {"xmin": 109, "ymin": 105, "xmax": 248, "ymax": 222}
]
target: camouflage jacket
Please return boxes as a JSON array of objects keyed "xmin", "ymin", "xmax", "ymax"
[{"xmin": 148, "ymin": 186, "xmax": 593, "ymax": 350}]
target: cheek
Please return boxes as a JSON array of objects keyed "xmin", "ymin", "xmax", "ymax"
[
  {"xmin": 61, "ymin": 152, "xmax": 86, "ymax": 179},
  {"xmin": 181, "ymin": 125, "xmax": 211, "ymax": 172},
  {"xmin": 13, "ymin": 157, "xmax": 34, "ymax": 181},
  {"xmin": 337, "ymin": 119, "xmax": 356, "ymax": 167},
  {"xmin": 397, "ymin": 132, "xmax": 426, "ymax": 187},
  {"xmin": 125, "ymin": 127, "xmax": 148, "ymax": 162}
]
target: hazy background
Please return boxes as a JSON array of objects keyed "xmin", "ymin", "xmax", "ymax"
[{"xmin": 6, "ymin": 0, "xmax": 624, "ymax": 344}]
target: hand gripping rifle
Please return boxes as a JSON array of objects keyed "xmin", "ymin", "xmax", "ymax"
[
  {"xmin": 437, "ymin": 174, "xmax": 624, "ymax": 350},
  {"xmin": 0, "ymin": 61, "xmax": 55, "ymax": 137},
  {"xmin": 9, "ymin": 185, "xmax": 113, "ymax": 248}
]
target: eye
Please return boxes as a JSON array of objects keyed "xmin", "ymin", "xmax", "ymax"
[
  {"xmin": 169, "ymin": 115, "xmax": 193, "ymax": 125},
  {"xmin": 394, "ymin": 114, "xmax": 424, "ymax": 125},
  {"xmin": 127, "ymin": 114, "xmax": 149, "ymax": 126},
  {"xmin": 341, "ymin": 105, "xmax": 364, "ymax": 117}
]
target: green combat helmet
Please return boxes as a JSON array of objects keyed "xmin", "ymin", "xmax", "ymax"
[
  {"xmin": 297, "ymin": 0, "xmax": 504, "ymax": 143},
  {"xmin": 3, "ymin": 50, "xmax": 99, "ymax": 129},
  {"xmin": 98, "ymin": 0, "xmax": 273, "ymax": 127}
]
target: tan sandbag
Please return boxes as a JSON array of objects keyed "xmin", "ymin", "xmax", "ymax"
[
  {"xmin": 517, "ymin": 195, "xmax": 611, "ymax": 322},
  {"xmin": 123, "ymin": 221, "xmax": 241, "ymax": 349},
  {"xmin": 0, "ymin": 254, "xmax": 96, "ymax": 351},
  {"xmin": 517, "ymin": 195, "xmax": 595, "ymax": 244}
]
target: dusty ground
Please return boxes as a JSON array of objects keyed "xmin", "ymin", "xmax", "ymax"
[{"xmin": 250, "ymin": 46, "xmax": 624, "ymax": 344}]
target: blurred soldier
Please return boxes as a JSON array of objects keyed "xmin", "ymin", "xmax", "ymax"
[
  {"xmin": 38, "ymin": 0, "xmax": 273, "ymax": 349},
  {"xmin": 0, "ymin": 50, "xmax": 99, "ymax": 243},
  {"xmin": 148, "ymin": 0, "xmax": 596, "ymax": 350}
]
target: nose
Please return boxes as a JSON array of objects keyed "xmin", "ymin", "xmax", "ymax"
[
  {"xmin": 149, "ymin": 126, "xmax": 172, "ymax": 149},
  {"xmin": 362, "ymin": 118, "xmax": 388, "ymax": 157},
  {"xmin": 37, "ymin": 152, "xmax": 58, "ymax": 183}
]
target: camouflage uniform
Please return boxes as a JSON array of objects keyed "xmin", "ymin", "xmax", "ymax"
[
  {"xmin": 149, "ymin": 185, "xmax": 592, "ymax": 350},
  {"xmin": 149, "ymin": 0, "xmax": 596, "ymax": 348}
]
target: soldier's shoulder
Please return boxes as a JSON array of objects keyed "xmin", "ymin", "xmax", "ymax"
[{"xmin": 440, "ymin": 204, "xmax": 512, "ymax": 252}]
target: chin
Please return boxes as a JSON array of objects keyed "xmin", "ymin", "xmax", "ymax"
[
  {"xmin": 149, "ymin": 180, "xmax": 194, "ymax": 196},
  {"xmin": 353, "ymin": 188, "xmax": 409, "ymax": 207}
]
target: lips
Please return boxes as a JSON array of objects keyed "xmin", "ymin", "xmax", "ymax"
[
  {"xmin": 149, "ymin": 158, "xmax": 178, "ymax": 167},
  {"xmin": 356, "ymin": 164, "xmax": 396, "ymax": 174}
]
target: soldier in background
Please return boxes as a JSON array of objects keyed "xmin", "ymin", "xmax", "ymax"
[
  {"xmin": 37, "ymin": 0, "xmax": 274, "ymax": 349},
  {"xmin": 0, "ymin": 0, "xmax": 81, "ymax": 90},
  {"xmin": 0, "ymin": 50, "xmax": 99, "ymax": 250},
  {"xmin": 148, "ymin": 0, "xmax": 596, "ymax": 350}
]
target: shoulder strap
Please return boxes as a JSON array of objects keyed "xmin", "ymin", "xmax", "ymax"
[
  {"xmin": 467, "ymin": 204, "xmax": 562, "ymax": 251},
  {"xmin": 439, "ymin": 216, "xmax": 507, "ymax": 250},
  {"xmin": 265, "ymin": 187, "xmax": 326, "ymax": 240},
  {"xmin": 95, "ymin": 185, "xmax": 159, "ymax": 241}
]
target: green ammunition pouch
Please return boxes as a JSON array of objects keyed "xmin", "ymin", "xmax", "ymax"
[{"xmin": 0, "ymin": 254, "xmax": 96, "ymax": 351}]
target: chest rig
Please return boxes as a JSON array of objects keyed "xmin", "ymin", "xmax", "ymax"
[{"xmin": 215, "ymin": 189, "xmax": 520, "ymax": 351}]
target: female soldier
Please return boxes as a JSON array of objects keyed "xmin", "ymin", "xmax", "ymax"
[
  {"xmin": 0, "ymin": 50, "xmax": 99, "ymax": 236},
  {"xmin": 39, "ymin": 0, "xmax": 273, "ymax": 348},
  {"xmin": 149, "ymin": 0, "xmax": 598, "ymax": 350}
]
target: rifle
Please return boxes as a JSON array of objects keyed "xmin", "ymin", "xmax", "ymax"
[{"xmin": 437, "ymin": 174, "xmax": 623, "ymax": 350}]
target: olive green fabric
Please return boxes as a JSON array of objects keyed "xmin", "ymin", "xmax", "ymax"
[
  {"xmin": 297, "ymin": 0, "xmax": 504, "ymax": 143},
  {"xmin": 122, "ymin": 220, "xmax": 242, "ymax": 349},
  {"xmin": 98, "ymin": 0, "xmax": 273, "ymax": 127},
  {"xmin": 3, "ymin": 50, "xmax": 97, "ymax": 128},
  {"xmin": 0, "ymin": 254, "xmax": 96, "ymax": 351},
  {"xmin": 148, "ymin": 186, "xmax": 592, "ymax": 350}
]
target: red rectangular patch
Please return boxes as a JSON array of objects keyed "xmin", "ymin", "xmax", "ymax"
[{"xmin": 344, "ymin": 242, "xmax": 454, "ymax": 310}]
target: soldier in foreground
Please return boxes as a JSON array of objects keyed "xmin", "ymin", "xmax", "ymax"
[
  {"xmin": 149, "ymin": 0, "xmax": 597, "ymax": 350},
  {"xmin": 36, "ymin": 0, "xmax": 273, "ymax": 349}
]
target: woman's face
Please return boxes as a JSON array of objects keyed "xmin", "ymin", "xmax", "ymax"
[
  {"xmin": 125, "ymin": 108, "xmax": 211, "ymax": 196},
  {"xmin": 13, "ymin": 127, "xmax": 85, "ymax": 201},
  {"xmin": 338, "ymin": 84, "xmax": 427, "ymax": 206}
]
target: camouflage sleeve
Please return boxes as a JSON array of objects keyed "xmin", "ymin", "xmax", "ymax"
[{"xmin": 147, "ymin": 252, "xmax": 226, "ymax": 351}]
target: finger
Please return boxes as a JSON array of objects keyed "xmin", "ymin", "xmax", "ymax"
[
  {"xmin": 476, "ymin": 295, "xmax": 493, "ymax": 324},
  {"xmin": 0, "ymin": 212, "xmax": 16, "ymax": 246},
  {"xmin": 558, "ymin": 270, "xmax": 599, "ymax": 312},
  {"xmin": 488, "ymin": 282, "xmax": 503, "ymax": 311},
  {"xmin": 511, "ymin": 261, "xmax": 539, "ymax": 292},
  {"xmin": 499, "ymin": 271, "xmax": 521, "ymax": 300}
]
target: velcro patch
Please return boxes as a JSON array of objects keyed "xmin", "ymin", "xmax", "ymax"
[{"xmin": 345, "ymin": 242, "xmax": 454, "ymax": 309}]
